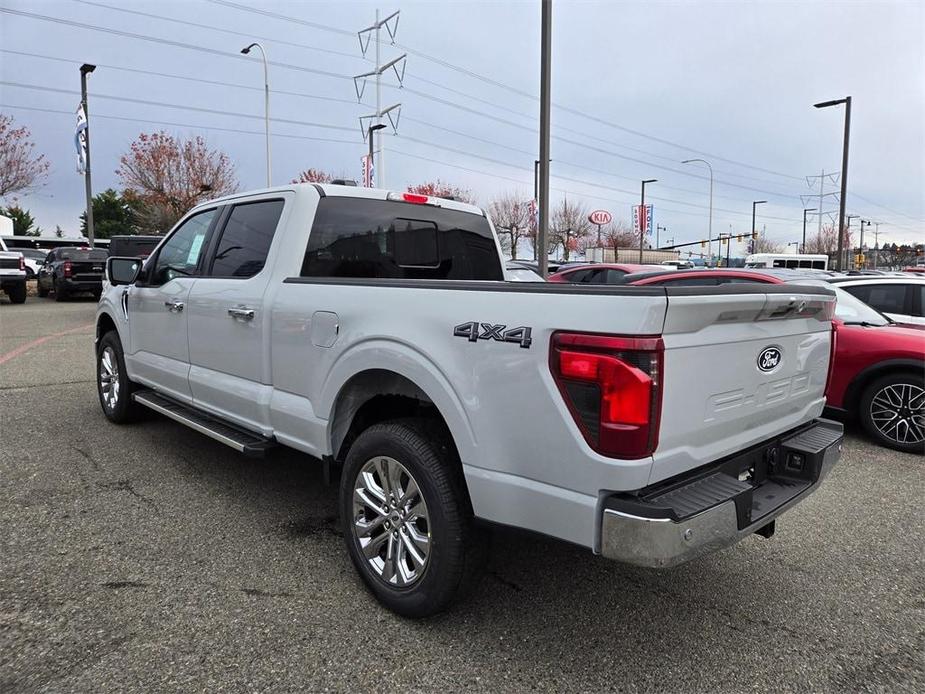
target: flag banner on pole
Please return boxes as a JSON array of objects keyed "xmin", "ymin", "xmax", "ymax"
[
  {"xmin": 75, "ymin": 103, "xmax": 88, "ymax": 174},
  {"xmin": 632, "ymin": 204, "xmax": 654, "ymax": 235}
]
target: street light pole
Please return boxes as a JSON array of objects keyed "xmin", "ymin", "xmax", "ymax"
[
  {"xmin": 656, "ymin": 224, "xmax": 666, "ymax": 249},
  {"xmin": 537, "ymin": 0, "xmax": 552, "ymax": 278},
  {"xmin": 802, "ymin": 207, "xmax": 815, "ymax": 253},
  {"xmin": 814, "ymin": 96, "xmax": 852, "ymax": 270},
  {"xmin": 242, "ymin": 42, "xmax": 271, "ymax": 187},
  {"xmin": 638, "ymin": 178, "xmax": 656, "ymax": 263},
  {"xmin": 367, "ymin": 123, "xmax": 386, "ymax": 186},
  {"xmin": 79, "ymin": 63, "xmax": 96, "ymax": 247},
  {"xmin": 681, "ymin": 159, "xmax": 713, "ymax": 265},
  {"xmin": 846, "ymin": 214, "xmax": 859, "ymax": 269},
  {"xmin": 859, "ymin": 219, "xmax": 869, "ymax": 269},
  {"xmin": 751, "ymin": 200, "xmax": 767, "ymax": 257}
]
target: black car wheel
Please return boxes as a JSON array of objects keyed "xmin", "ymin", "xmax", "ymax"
[
  {"xmin": 339, "ymin": 420, "xmax": 485, "ymax": 618},
  {"xmin": 859, "ymin": 372, "xmax": 924, "ymax": 454},
  {"xmin": 6, "ymin": 282, "xmax": 26, "ymax": 304},
  {"xmin": 54, "ymin": 278, "xmax": 68, "ymax": 302},
  {"xmin": 37, "ymin": 279, "xmax": 49, "ymax": 297}
]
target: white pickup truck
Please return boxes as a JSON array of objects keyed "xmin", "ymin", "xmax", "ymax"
[
  {"xmin": 96, "ymin": 183, "xmax": 843, "ymax": 616},
  {"xmin": 0, "ymin": 233, "xmax": 28, "ymax": 304}
]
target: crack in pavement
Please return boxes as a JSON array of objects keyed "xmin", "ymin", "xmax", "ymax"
[{"xmin": 0, "ymin": 379, "xmax": 95, "ymax": 391}]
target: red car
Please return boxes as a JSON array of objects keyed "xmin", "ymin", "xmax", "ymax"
[
  {"xmin": 547, "ymin": 263, "xmax": 664, "ymax": 284},
  {"xmin": 627, "ymin": 269, "xmax": 925, "ymax": 453}
]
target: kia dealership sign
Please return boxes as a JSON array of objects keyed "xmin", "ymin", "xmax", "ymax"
[{"xmin": 588, "ymin": 209, "xmax": 612, "ymax": 225}]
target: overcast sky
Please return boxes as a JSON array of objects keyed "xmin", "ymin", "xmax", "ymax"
[{"xmin": 1, "ymin": 0, "xmax": 923, "ymax": 252}]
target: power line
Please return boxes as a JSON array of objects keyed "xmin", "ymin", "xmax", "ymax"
[
  {"xmin": 0, "ymin": 81, "xmax": 356, "ymax": 132},
  {"xmin": 206, "ymin": 0, "xmax": 805, "ymax": 182},
  {"xmin": 0, "ymin": 102, "xmax": 359, "ymax": 147},
  {"xmin": 0, "ymin": 7, "xmax": 351, "ymax": 82}
]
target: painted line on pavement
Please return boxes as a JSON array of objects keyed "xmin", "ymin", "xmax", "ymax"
[{"xmin": 0, "ymin": 322, "xmax": 95, "ymax": 366}]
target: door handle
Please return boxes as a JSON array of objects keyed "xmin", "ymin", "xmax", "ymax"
[
  {"xmin": 228, "ymin": 306, "xmax": 255, "ymax": 321},
  {"xmin": 164, "ymin": 299, "xmax": 184, "ymax": 313}
]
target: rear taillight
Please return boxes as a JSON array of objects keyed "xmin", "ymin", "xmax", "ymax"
[
  {"xmin": 550, "ymin": 332, "xmax": 664, "ymax": 459},
  {"xmin": 388, "ymin": 191, "xmax": 430, "ymax": 205},
  {"xmin": 63, "ymin": 260, "xmax": 73, "ymax": 278},
  {"xmin": 19, "ymin": 256, "xmax": 25, "ymax": 271}
]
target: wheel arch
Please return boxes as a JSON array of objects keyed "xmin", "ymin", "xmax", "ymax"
[
  {"xmin": 329, "ymin": 369, "xmax": 464, "ymax": 468},
  {"xmin": 844, "ymin": 358, "xmax": 924, "ymax": 415}
]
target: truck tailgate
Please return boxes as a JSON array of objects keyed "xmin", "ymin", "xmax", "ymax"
[{"xmin": 651, "ymin": 285, "xmax": 835, "ymax": 485}]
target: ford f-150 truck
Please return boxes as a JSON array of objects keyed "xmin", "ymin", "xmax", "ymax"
[{"xmin": 96, "ymin": 183, "xmax": 843, "ymax": 617}]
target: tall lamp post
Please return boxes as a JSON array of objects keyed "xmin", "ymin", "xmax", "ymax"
[
  {"xmin": 367, "ymin": 123, "xmax": 386, "ymax": 186},
  {"xmin": 242, "ymin": 42, "xmax": 271, "ymax": 187},
  {"xmin": 681, "ymin": 158, "xmax": 713, "ymax": 265},
  {"xmin": 79, "ymin": 63, "xmax": 96, "ymax": 247},
  {"xmin": 814, "ymin": 96, "xmax": 852, "ymax": 270},
  {"xmin": 802, "ymin": 207, "xmax": 815, "ymax": 253},
  {"xmin": 638, "ymin": 178, "xmax": 657, "ymax": 262},
  {"xmin": 845, "ymin": 214, "xmax": 859, "ymax": 270}
]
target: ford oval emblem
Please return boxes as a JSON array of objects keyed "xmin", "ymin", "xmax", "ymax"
[{"xmin": 757, "ymin": 346, "xmax": 782, "ymax": 372}]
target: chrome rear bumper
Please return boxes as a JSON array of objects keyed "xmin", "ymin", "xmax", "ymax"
[{"xmin": 601, "ymin": 419, "xmax": 843, "ymax": 568}]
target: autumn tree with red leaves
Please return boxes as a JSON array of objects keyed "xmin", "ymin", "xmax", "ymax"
[
  {"xmin": 407, "ymin": 179, "xmax": 475, "ymax": 204},
  {"xmin": 0, "ymin": 113, "xmax": 49, "ymax": 200},
  {"xmin": 117, "ymin": 131, "xmax": 238, "ymax": 232}
]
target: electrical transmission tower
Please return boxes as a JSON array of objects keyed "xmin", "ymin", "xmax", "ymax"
[
  {"xmin": 353, "ymin": 9, "xmax": 406, "ymax": 188},
  {"xmin": 801, "ymin": 169, "xmax": 840, "ymax": 244}
]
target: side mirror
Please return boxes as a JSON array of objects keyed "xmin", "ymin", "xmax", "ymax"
[{"xmin": 107, "ymin": 256, "xmax": 142, "ymax": 286}]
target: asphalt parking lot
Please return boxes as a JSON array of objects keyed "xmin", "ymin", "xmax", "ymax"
[{"xmin": 1, "ymin": 296, "xmax": 923, "ymax": 693}]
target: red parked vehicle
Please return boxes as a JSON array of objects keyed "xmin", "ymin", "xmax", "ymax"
[
  {"xmin": 627, "ymin": 269, "xmax": 924, "ymax": 453},
  {"xmin": 547, "ymin": 263, "xmax": 664, "ymax": 284}
]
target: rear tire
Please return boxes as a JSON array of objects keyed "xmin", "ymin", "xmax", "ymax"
[
  {"xmin": 37, "ymin": 281, "xmax": 49, "ymax": 298},
  {"xmin": 7, "ymin": 282, "xmax": 26, "ymax": 304},
  {"xmin": 96, "ymin": 331, "xmax": 140, "ymax": 424},
  {"xmin": 339, "ymin": 420, "xmax": 485, "ymax": 618},
  {"xmin": 858, "ymin": 372, "xmax": 924, "ymax": 454},
  {"xmin": 54, "ymin": 279, "xmax": 68, "ymax": 302}
]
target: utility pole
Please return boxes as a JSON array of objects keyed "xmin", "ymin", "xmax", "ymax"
[
  {"xmin": 537, "ymin": 0, "xmax": 552, "ymax": 278},
  {"xmin": 845, "ymin": 214, "xmax": 859, "ymax": 269},
  {"xmin": 354, "ymin": 10, "xmax": 405, "ymax": 189},
  {"xmin": 656, "ymin": 224, "xmax": 666, "ymax": 249},
  {"xmin": 814, "ymin": 96, "xmax": 852, "ymax": 270},
  {"xmin": 681, "ymin": 159, "xmax": 713, "ymax": 265},
  {"xmin": 79, "ymin": 64, "xmax": 96, "ymax": 247},
  {"xmin": 638, "ymin": 178, "xmax": 656, "ymax": 262},
  {"xmin": 859, "ymin": 219, "xmax": 869, "ymax": 269},
  {"xmin": 751, "ymin": 200, "xmax": 766, "ymax": 258},
  {"xmin": 872, "ymin": 222, "xmax": 880, "ymax": 269},
  {"xmin": 802, "ymin": 208, "xmax": 815, "ymax": 252}
]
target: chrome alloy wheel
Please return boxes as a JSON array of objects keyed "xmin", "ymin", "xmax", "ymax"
[
  {"xmin": 99, "ymin": 346, "xmax": 120, "ymax": 411},
  {"xmin": 870, "ymin": 383, "xmax": 924, "ymax": 445},
  {"xmin": 352, "ymin": 456, "xmax": 430, "ymax": 587}
]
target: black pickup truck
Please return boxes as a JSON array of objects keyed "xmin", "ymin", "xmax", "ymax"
[{"xmin": 37, "ymin": 247, "xmax": 108, "ymax": 301}]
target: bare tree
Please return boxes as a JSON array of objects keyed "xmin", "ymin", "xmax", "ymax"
[
  {"xmin": 291, "ymin": 168, "xmax": 334, "ymax": 184},
  {"xmin": 487, "ymin": 191, "xmax": 532, "ymax": 259},
  {"xmin": 752, "ymin": 235, "xmax": 784, "ymax": 253},
  {"xmin": 551, "ymin": 196, "xmax": 591, "ymax": 261},
  {"xmin": 0, "ymin": 114, "xmax": 49, "ymax": 199},
  {"xmin": 803, "ymin": 224, "xmax": 853, "ymax": 255},
  {"xmin": 117, "ymin": 131, "xmax": 238, "ymax": 232}
]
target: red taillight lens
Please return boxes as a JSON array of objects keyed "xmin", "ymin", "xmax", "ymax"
[
  {"xmin": 402, "ymin": 193, "xmax": 429, "ymax": 204},
  {"xmin": 551, "ymin": 332, "xmax": 664, "ymax": 459},
  {"xmin": 63, "ymin": 260, "xmax": 73, "ymax": 277},
  {"xmin": 19, "ymin": 256, "xmax": 25, "ymax": 271}
]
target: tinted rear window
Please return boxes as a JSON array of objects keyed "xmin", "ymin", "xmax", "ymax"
[
  {"xmin": 109, "ymin": 238, "xmax": 161, "ymax": 256},
  {"xmin": 210, "ymin": 199, "xmax": 284, "ymax": 278},
  {"xmin": 301, "ymin": 198, "xmax": 502, "ymax": 281},
  {"xmin": 58, "ymin": 248, "xmax": 108, "ymax": 261}
]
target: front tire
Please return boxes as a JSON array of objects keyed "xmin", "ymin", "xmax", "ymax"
[
  {"xmin": 859, "ymin": 372, "xmax": 924, "ymax": 454},
  {"xmin": 96, "ymin": 331, "xmax": 139, "ymax": 424},
  {"xmin": 339, "ymin": 420, "xmax": 485, "ymax": 618}
]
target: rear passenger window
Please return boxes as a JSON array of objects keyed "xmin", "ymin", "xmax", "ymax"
[
  {"xmin": 301, "ymin": 198, "xmax": 502, "ymax": 280},
  {"xmin": 864, "ymin": 284, "xmax": 907, "ymax": 314},
  {"xmin": 210, "ymin": 200, "xmax": 284, "ymax": 278}
]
